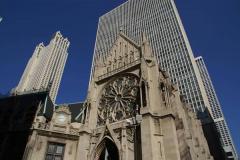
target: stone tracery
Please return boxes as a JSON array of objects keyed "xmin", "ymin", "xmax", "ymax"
[{"xmin": 98, "ymin": 75, "xmax": 139, "ymax": 125}]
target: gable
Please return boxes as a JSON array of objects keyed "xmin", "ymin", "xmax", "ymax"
[{"xmin": 101, "ymin": 33, "xmax": 141, "ymax": 73}]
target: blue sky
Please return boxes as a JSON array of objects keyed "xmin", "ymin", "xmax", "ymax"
[{"xmin": 0, "ymin": 0, "xmax": 239, "ymax": 155}]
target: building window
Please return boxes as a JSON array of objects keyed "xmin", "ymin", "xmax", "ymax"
[
  {"xmin": 45, "ymin": 142, "xmax": 65, "ymax": 160},
  {"xmin": 141, "ymin": 81, "xmax": 147, "ymax": 107}
]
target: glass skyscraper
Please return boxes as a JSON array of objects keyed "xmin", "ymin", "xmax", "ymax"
[{"xmin": 196, "ymin": 56, "xmax": 237, "ymax": 159}]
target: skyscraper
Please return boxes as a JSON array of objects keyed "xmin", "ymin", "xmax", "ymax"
[
  {"xmin": 15, "ymin": 31, "xmax": 70, "ymax": 103},
  {"xmin": 195, "ymin": 56, "xmax": 237, "ymax": 159},
  {"xmin": 92, "ymin": 0, "xmax": 210, "ymax": 114}
]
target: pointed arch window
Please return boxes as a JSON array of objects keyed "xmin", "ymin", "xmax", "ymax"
[
  {"xmin": 125, "ymin": 45, "xmax": 128, "ymax": 54},
  {"xmin": 130, "ymin": 51, "xmax": 134, "ymax": 62},
  {"xmin": 119, "ymin": 42, "xmax": 122, "ymax": 53},
  {"xmin": 125, "ymin": 53, "xmax": 128, "ymax": 64},
  {"xmin": 118, "ymin": 62, "xmax": 122, "ymax": 68},
  {"xmin": 141, "ymin": 81, "xmax": 147, "ymax": 107},
  {"xmin": 95, "ymin": 138, "xmax": 119, "ymax": 160}
]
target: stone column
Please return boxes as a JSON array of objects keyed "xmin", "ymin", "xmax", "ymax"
[
  {"xmin": 161, "ymin": 116, "xmax": 181, "ymax": 160},
  {"xmin": 76, "ymin": 131, "xmax": 91, "ymax": 160},
  {"xmin": 140, "ymin": 114, "xmax": 154, "ymax": 160}
]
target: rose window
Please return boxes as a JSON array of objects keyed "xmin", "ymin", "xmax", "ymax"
[{"xmin": 98, "ymin": 75, "xmax": 139, "ymax": 125}]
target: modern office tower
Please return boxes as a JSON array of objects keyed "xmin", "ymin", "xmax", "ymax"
[
  {"xmin": 15, "ymin": 31, "xmax": 70, "ymax": 103},
  {"xmin": 195, "ymin": 56, "xmax": 237, "ymax": 159},
  {"xmin": 92, "ymin": 0, "xmax": 210, "ymax": 114}
]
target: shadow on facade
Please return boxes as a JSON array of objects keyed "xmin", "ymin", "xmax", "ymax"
[
  {"xmin": 198, "ymin": 109, "xmax": 228, "ymax": 160},
  {"xmin": 0, "ymin": 91, "xmax": 53, "ymax": 160}
]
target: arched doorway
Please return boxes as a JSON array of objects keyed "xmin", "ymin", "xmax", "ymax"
[{"xmin": 96, "ymin": 138, "xmax": 119, "ymax": 160}]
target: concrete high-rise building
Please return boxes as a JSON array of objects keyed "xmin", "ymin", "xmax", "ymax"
[
  {"xmin": 92, "ymin": 0, "xmax": 211, "ymax": 115},
  {"xmin": 195, "ymin": 56, "xmax": 237, "ymax": 159},
  {"xmin": 15, "ymin": 31, "xmax": 70, "ymax": 103}
]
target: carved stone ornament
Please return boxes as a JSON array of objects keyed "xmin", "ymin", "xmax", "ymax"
[
  {"xmin": 98, "ymin": 75, "xmax": 139, "ymax": 125},
  {"xmin": 55, "ymin": 105, "xmax": 71, "ymax": 114},
  {"xmin": 54, "ymin": 105, "xmax": 71, "ymax": 124}
]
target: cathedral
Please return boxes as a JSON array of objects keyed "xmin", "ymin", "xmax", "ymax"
[{"xmin": 22, "ymin": 33, "xmax": 214, "ymax": 160}]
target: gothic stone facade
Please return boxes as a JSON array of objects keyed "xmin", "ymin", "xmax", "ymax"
[{"xmin": 23, "ymin": 33, "xmax": 213, "ymax": 160}]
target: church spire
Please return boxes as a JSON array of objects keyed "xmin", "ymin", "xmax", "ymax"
[{"xmin": 141, "ymin": 32, "xmax": 153, "ymax": 59}]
